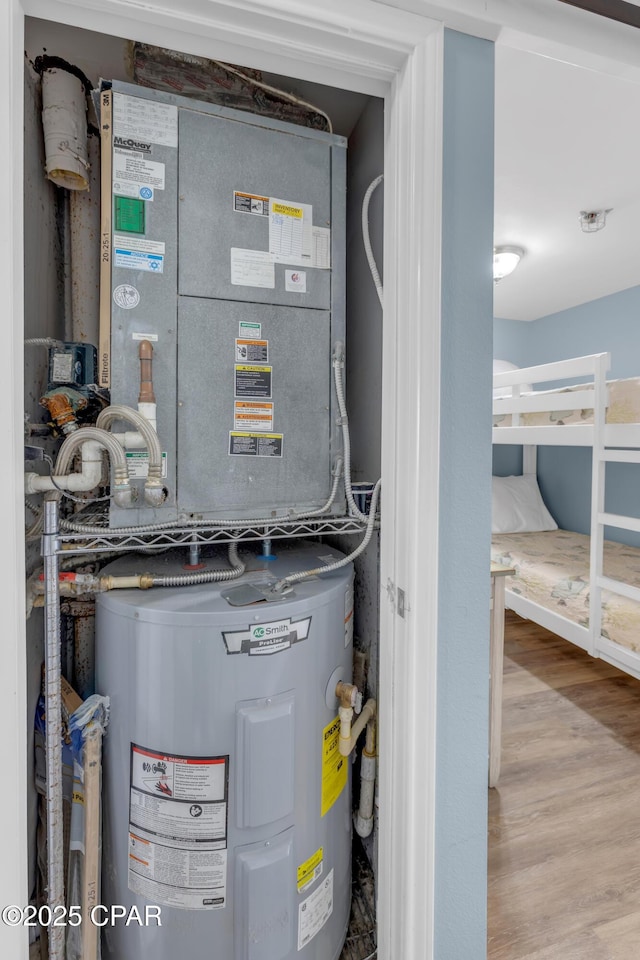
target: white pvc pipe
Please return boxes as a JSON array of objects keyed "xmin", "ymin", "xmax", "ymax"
[
  {"xmin": 355, "ymin": 752, "xmax": 377, "ymax": 838},
  {"xmin": 41, "ymin": 68, "xmax": 89, "ymax": 191},
  {"xmin": 110, "ymin": 402, "xmax": 158, "ymax": 448},
  {"xmin": 138, "ymin": 401, "xmax": 157, "ymax": 433},
  {"xmin": 338, "ymin": 699, "xmax": 377, "ymax": 756},
  {"xmin": 25, "ymin": 439, "xmax": 103, "ymax": 493}
]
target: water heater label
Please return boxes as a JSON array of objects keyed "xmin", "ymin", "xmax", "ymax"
[
  {"xmin": 321, "ymin": 718, "xmax": 347, "ymax": 818},
  {"xmin": 222, "ymin": 615, "xmax": 311, "ymax": 656},
  {"xmin": 298, "ymin": 869, "xmax": 334, "ymax": 950},
  {"xmin": 297, "ymin": 847, "xmax": 324, "ymax": 893},
  {"xmin": 128, "ymin": 745, "xmax": 229, "ymax": 910}
]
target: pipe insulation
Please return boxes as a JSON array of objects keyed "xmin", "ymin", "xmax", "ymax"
[{"xmin": 41, "ymin": 68, "xmax": 89, "ymax": 191}]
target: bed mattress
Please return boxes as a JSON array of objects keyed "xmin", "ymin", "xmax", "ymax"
[
  {"xmin": 491, "ymin": 529, "xmax": 640, "ymax": 653},
  {"xmin": 493, "ymin": 376, "xmax": 640, "ymax": 428}
]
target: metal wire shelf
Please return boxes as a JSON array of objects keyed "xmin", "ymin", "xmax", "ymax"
[{"xmin": 56, "ymin": 513, "xmax": 371, "ymax": 555}]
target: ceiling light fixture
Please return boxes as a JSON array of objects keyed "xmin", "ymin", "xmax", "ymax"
[
  {"xmin": 578, "ymin": 209, "xmax": 612, "ymax": 233},
  {"xmin": 493, "ymin": 245, "xmax": 524, "ymax": 282}
]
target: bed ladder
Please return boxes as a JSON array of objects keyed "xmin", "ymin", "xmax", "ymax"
[{"xmin": 589, "ymin": 354, "xmax": 640, "ymax": 656}]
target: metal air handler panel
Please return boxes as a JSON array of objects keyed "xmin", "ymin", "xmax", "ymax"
[
  {"xmin": 107, "ymin": 81, "xmax": 346, "ymax": 525},
  {"xmin": 95, "ymin": 542, "xmax": 354, "ymax": 960}
]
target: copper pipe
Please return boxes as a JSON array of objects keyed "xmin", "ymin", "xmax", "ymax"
[{"xmin": 138, "ymin": 339, "xmax": 156, "ymax": 404}]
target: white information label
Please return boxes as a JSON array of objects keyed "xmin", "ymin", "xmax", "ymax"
[
  {"xmin": 129, "ymin": 839, "xmax": 227, "ymax": 910},
  {"xmin": 125, "ymin": 451, "xmax": 168, "ymax": 479},
  {"xmin": 298, "ymin": 870, "xmax": 334, "ymax": 950},
  {"xmin": 113, "ymin": 95, "xmax": 178, "ymax": 148},
  {"xmin": 285, "ymin": 269, "xmax": 307, "ymax": 293},
  {"xmin": 114, "ymin": 236, "xmax": 165, "ymax": 256},
  {"xmin": 239, "ymin": 321, "xmax": 261, "ymax": 338},
  {"xmin": 112, "ymin": 179, "xmax": 154, "ymax": 201},
  {"xmin": 114, "ymin": 249, "xmax": 164, "ymax": 273},
  {"xmin": 230, "ymin": 248, "xmax": 275, "ymax": 288},
  {"xmin": 51, "ymin": 353, "xmax": 74, "ymax": 383},
  {"xmin": 128, "ymin": 745, "xmax": 229, "ymax": 910},
  {"xmin": 113, "ymin": 284, "xmax": 140, "ymax": 310},
  {"xmin": 312, "ymin": 226, "xmax": 331, "ymax": 269},
  {"xmin": 113, "ymin": 149, "xmax": 165, "ymax": 191},
  {"xmin": 234, "ymin": 401, "xmax": 274, "ymax": 432},
  {"xmin": 269, "ymin": 198, "xmax": 313, "ymax": 265},
  {"xmin": 132, "ymin": 332, "xmax": 159, "ymax": 342}
]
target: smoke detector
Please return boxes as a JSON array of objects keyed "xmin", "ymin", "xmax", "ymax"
[{"xmin": 579, "ymin": 209, "xmax": 612, "ymax": 233}]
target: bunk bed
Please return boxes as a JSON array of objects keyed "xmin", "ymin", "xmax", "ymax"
[{"xmin": 491, "ymin": 352, "xmax": 640, "ymax": 681}]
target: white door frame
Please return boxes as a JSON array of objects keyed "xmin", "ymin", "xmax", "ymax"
[
  {"xmin": 5, "ymin": 2, "xmax": 639, "ymax": 960},
  {"xmin": 2, "ymin": 2, "xmax": 445, "ymax": 958}
]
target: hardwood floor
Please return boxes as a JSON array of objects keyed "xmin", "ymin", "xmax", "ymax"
[{"xmin": 488, "ymin": 612, "xmax": 640, "ymax": 960}]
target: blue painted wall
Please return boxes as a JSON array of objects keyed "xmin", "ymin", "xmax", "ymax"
[
  {"xmin": 437, "ymin": 28, "xmax": 494, "ymax": 959},
  {"xmin": 494, "ymin": 285, "xmax": 640, "ymax": 545}
]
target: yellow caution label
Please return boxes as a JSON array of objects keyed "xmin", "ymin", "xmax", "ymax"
[
  {"xmin": 297, "ymin": 847, "xmax": 324, "ymax": 893},
  {"xmin": 235, "ymin": 365, "xmax": 270, "ymax": 373},
  {"xmin": 321, "ymin": 716, "xmax": 347, "ymax": 818},
  {"xmin": 272, "ymin": 202, "xmax": 303, "ymax": 218},
  {"xmin": 230, "ymin": 432, "xmax": 282, "ymax": 440}
]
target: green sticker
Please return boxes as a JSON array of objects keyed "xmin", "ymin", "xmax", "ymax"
[{"xmin": 114, "ymin": 195, "xmax": 145, "ymax": 234}]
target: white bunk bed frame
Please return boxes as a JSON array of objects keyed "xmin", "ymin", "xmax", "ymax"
[{"xmin": 493, "ymin": 351, "xmax": 640, "ymax": 680}]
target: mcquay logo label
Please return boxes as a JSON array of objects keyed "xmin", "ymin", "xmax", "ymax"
[
  {"xmin": 223, "ymin": 617, "xmax": 311, "ymax": 656},
  {"xmin": 114, "ymin": 135, "xmax": 152, "ymax": 153}
]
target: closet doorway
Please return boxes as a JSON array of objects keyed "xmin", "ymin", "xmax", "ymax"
[{"xmin": 490, "ymin": 35, "xmax": 640, "ymax": 960}]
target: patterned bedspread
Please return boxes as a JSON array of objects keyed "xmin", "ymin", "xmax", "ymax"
[
  {"xmin": 493, "ymin": 376, "xmax": 640, "ymax": 427},
  {"xmin": 491, "ymin": 529, "xmax": 640, "ymax": 653}
]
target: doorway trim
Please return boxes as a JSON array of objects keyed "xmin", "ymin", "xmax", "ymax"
[{"xmin": 2, "ymin": 2, "xmax": 445, "ymax": 958}]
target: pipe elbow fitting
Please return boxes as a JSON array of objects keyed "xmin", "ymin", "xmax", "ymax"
[
  {"xmin": 143, "ymin": 478, "xmax": 166, "ymax": 507},
  {"xmin": 355, "ymin": 813, "xmax": 374, "ymax": 838},
  {"xmin": 113, "ymin": 480, "xmax": 136, "ymax": 509}
]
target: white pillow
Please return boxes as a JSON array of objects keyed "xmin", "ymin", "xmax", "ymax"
[
  {"xmin": 493, "ymin": 358, "xmax": 532, "ymax": 398},
  {"xmin": 492, "ymin": 475, "xmax": 558, "ymax": 533}
]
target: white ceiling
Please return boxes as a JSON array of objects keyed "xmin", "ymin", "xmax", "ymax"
[{"xmin": 494, "ymin": 43, "xmax": 640, "ymax": 322}]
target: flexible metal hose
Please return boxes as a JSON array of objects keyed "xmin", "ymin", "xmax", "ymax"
[
  {"xmin": 60, "ymin": 463, "xmax": 344, "ymax": 535},
  {"xmin": 54, "ymin": 427, "xmax": 128, "ymax": 482},
  {"xmin": 272, "ymin": 479, "xmax": 381, "ymax": 592},
  {"xmin": 150, "ymin": 542, "xmax": 245, "ymax": 587},
  {"xmin": 25, "ymin": 498, "xmax": 45, "ymax": 539},
  {"xmin": 333, "ymin": 347, "xmax": 369, "ymax": 522},
  {"xmin": 97, "ymin": 405, "xmax": 163, "ymax": 480},
  {"xmin": 24, "ymin": 337, "xmax": 65, "ymax": 348}
]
